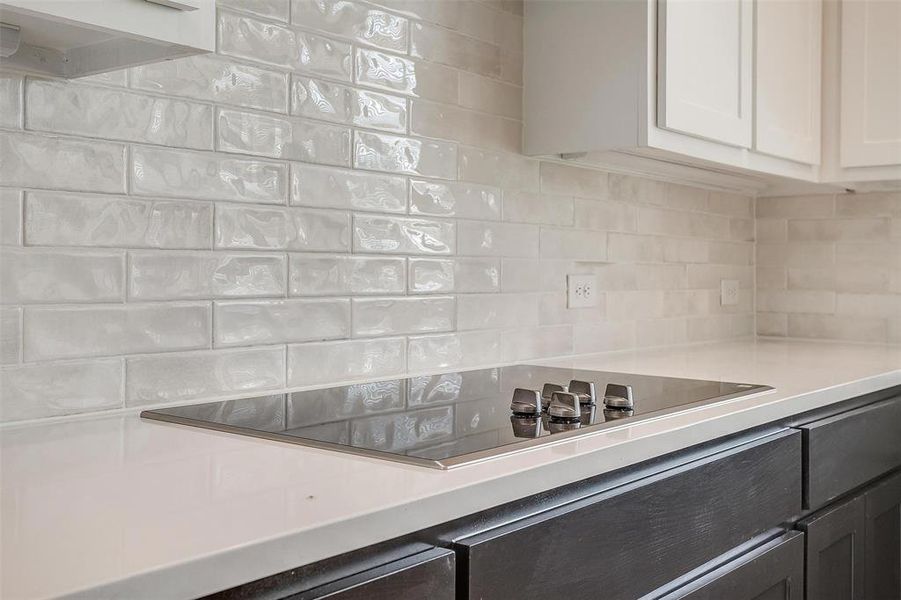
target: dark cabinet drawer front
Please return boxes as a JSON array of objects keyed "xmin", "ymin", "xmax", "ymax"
[
  {"xmin": 458, "ymin": 430, "xmax": 802, "ymax": 600},
  {"xmin": 292, "ymin": 548, "xmax": 454, "ymax": 600},
  {"xmin": 656, "ymin": 531, "xmax": 805, "ymax": 600},
  {"xmin": 801, "ymin": 395, "xmax": 901, "ymax": 509}
]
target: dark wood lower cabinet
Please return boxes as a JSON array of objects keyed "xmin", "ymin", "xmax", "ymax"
[
  {"xmin": 864, "ymin": 470, "xmax": 901, "ymax": 600},
  {"xmin": 656, "ymin": 531, "xmax": 805, "ymax": 600},
  {"xmin": 797, "ymin": 493, "xmax": 866, "ymax": 600}
]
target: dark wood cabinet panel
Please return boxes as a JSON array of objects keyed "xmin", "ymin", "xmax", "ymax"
[
  {"xmin": 288, "ymin": 548, "xmax": 454, "ymax": 600},
  {"xmin": 456, "ymin": 430, "xmax": 802, "ymax": 600},
  {"xmin": 865, "ymin": 470, "xmax": 901, "ymax": 600},
  {"xmin": 656, "ymin": 531, "xmax": 805, "ymax": 600},
  {"xmin": 799, "ymin": 394, "xmax": 901, "ymax": 509},
  {"xmin": 797, "ymin": 493, "xmax": 866, "ymax": 600}
]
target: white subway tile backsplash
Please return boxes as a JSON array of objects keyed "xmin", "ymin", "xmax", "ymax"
[
  {"xmin": 354, "ymin": 47, "xmax": 459, "ymax": 102},
  {"xmin": 835, "ymin": 192, "xmax": 901, "ymax": 218},
  {"xmin": 1, "ymin": 359, "xmax": 123, "ymax": 421},
  {"xmin": 0, "ymin": 73, "xmax": 23, "ymax": 129},
  {"xmin": 289, "ymin": 253, "xmax": 405, "ymax": 295},
  {"xmin": 410, "ymin": 179, "xmax": 500, "ymax": 220},
  {"xmin": 24, "ymin": 302, "xmax": 211, "ymax": 361},
  {"xmin": 0, "ymin": 189, "xmax": 22, "ymax": 246},
  {"xmin": 129, "ymin": 251, "xmax": 285, "ymax": 300},
  {"xmin": 217, "ymin": 109, "xmax": 351, "ymax": 165},
  {"xmin": 215, "ymin": 204, "xmax": 350, "ymax": 251},
  {"xmin": 130, "ymin": 55, "xmax": 289, "ymax": 113},
  {"xmin": 287, "ymin": 337, "xmax": 405, "ymax": 385},
  {"xmin": 757, "ymin": 195, "xmax": 834, "ymax": 219},
  {"xmin": 354, "ymin": 131, "xmax": 457, "ymax": 179},
  {"xmin": 408, "ymin": 258, "xmax": 453, "ymax": 293},
  {"xmin": 407, "ymin": 330, "xmax": 500, "ymax": 371},
  {"xmin": 25, "ymin": 192, "xmax": 212, "ymax": 249},
  {"xmin": 218, "ymin": 11, "xmax": 352, "ymax": 80},
  {"xmin": 0, "ymin": 306, "xmax": 21, "ymax": 364},
  {"xmin": 126, "ymin": 346, "xmax": 285, "ymax": 405},
  {"xmin": 457, "ymin": 221, "xmax": 538, "ymax": 257},
  {"xmin": 353, "ymin": 214, "xmax": 454, "ymax": 254},
  {"xmin": 0, "ymin": 132, "xmax": 125, "ymax": 193},
  {"xmin": 26, "ymin": 80, "xmax": 213, "ymax": 149},
  {"xmin": 131, "ymin": 146, "xmax": 287, "ymax": 204},
  {"xmin": 2, "ymin": 0, "xmax": 769, "ymax": 422},
  {"xmin": 352, "ymin": 296, "xmax": 454, "ymax": 336},
  {"xmin": 291, "ymin": 164, "xmax": 406, "ymax": 213},
  {"xmin": 290, "ymin": 76, "xmax": 406, "ymax": 133},
  {"xmin": 291, "ymin": 0, "xmax": 408, "ymax": 52},
  {"xmin": 0, "ymin": 248, "xmax": 124, "ymax": 304},
  {"xmin": 215, "ymin": 298, "xmax": 350, "ymax": 346}
]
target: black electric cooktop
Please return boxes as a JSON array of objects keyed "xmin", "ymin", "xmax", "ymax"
[{"xmin": 141, "ymin": 365, "xmax": 772, "ymax": 469}]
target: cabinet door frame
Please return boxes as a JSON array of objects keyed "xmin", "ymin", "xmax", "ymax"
[
  {"xmin": 754, "ymin": 0, "xmax": 822, "ymax": 164},
  {"xmin": 657, "ymin": 0, "xmax": 754, "ymax": 148},
  {"xmin": 840, "ymin": 0, "xmax": 901, "ymax": 167},
  {"xmin": 864, "ymin": 470, "xmax": 901, "ymax": 600},
  {"xmin": 797, "ymin": 493, "xmax": 866, "ymax": 600}
]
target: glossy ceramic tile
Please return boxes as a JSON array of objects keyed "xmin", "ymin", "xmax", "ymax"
[
  {"xmin": 290, "ymin": 76, "xmax": 406, "ymax": 132},
  {"xmin": 458, "ymin": 145, "xmax": 539, "ymax": 191},
  {"xmin": 406, "ymin": 330, "xmax": 501, "ymax": 371},
  {"xmin": 353, "ymin": 214, "xmax": 454, "ymax": 254},
  {"xmin": 411, "ymin": 99, "xmax": 520, "ymax": 153},
  {"xmin": 217, "ymin": 109, "xmax": 351, "ymax": 165},
  {"xmin": 354, "ymin": 48, "xmax": 459, "ymax": 102},
  {"xmin": 352, "ymin": 296, "xmax": 454, "ymax": 336},
  {"xmin": 25, "ymin": 192, "xmax": 212, "ymax": 249},
  {"xmin": 0, "ymin": 73, "xmax": 22, "ymax": 129},
  {"xmin": 130, "ymin": 55, "xmax": 289, "ymax": 113},
  {"xmin": 131, "ymin": 146, "xmax": 287, "ymax": 204},
  {"xmin": 289, "ymin": 254, "xmax": 405, "ymax": 295},
  {"xmin": 218, "ymin": 11, "xmax": 352, "ymax": 80},
  {"xmin": 0, "ymin": 189, "xmax": 22, "ymax": 245},
  {"xmin": 410, "ymin": 22, "xmax": 501, "ymax": 78},
  {"xmin": 24, "ymin": 303, "xmax": 211, "ymax": 361},
  {"xmin": 0, "ymin": 306, "xmax": 21, "ymax": 364},
  {"xmin": 409, "ymin": 179, "xmax": 500, "ymax": 220},
  {"xmin": 0, "ymin": 358, "xmax": 123, "ymax": 421},
  {"xmin": 0, "ymin": 131, "xmax": 125, "ymax": 193},
  {"xmin": 290, "ymin": 163, "xmax": 406, "ymax": 213},
  {"xmin": 26, "ymin": 80, "xmax": 213, "ymax": 149},
  {"xmin": 291, "ymin": 0, "xmax": 408, "ymax": 52},
  {"xmin": 502, "ymin": 191, "xmax": 573, "ymax": 226},
  {"xmin": 126, "ymin": 346, "xmax": 286, "ymax": 405},
  {"xmin": 354, "ymin": 131, "xmax": 456, "ymax": 179},
  {"xmin": 215, "ymin": 204, "xmax": 350, "ymax": 251},
  {"xmin": 129, "ymin": 252, "xmax": 286, "ymax": 300},
  {"xmin": 540, "ymin": 228, "xmax": 607, "ymax": 260},
  {"xmin": 501, "ymin": 325, "xmax": 572, "ymax": 362},
  {"xmin": 287, "ymin": 337, "xmax": 405, "ymax": 385},
  {"xmin": 456, "ymin": 293, "xmax": 538, "ymax": 330},
  {"xmin": 456, "ymin": 220, "xmax": 537, "ymax": 257},
  {"xmin": 458, "ymin": 72, "xmax": 521, "ymax": 119},
  {"xmin": 215, "ymin": 299, "xmax": 350, "ymax": 346},
  {"xmin": 408, "ymin": 258, "xmax": 453, "ymax": 293},
  {"xmin": 0, "ymin": 248, "xmax": 124, "ymax": 304}
]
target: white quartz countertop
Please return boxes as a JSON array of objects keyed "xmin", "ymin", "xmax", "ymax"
[{"xmin": 3, "ymin": 338, "xmax": 900, "ymax": 600}]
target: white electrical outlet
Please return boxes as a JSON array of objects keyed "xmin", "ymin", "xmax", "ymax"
[
  {"xmin": 720, "ymin": 279, "xmax": 740, "ymax": 306},
  {"xmin": 567, "ymin": 274, "xmax": 598, "ymax": 308}
]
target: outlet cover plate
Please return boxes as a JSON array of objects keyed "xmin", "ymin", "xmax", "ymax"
[
  {"xmin": 567, "ymin": 274, "xmax": 598, "ymax": 308},
  {"xmin": 720, "ymin": 279, "xmax": 740, "ymax": 306}
]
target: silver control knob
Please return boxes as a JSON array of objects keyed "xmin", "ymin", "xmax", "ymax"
[
  {"xmin": 568, "ymin": 380, "xmax": 597, "ymax": 405},
  {"xmin": 604, "ymin": 383, "xmax": 634, "ymax": 409},
  {"xmin": 541, "ymin": 383, "xmax": 567, "ymax": 402},
  {"xmin": 548, "ymin": 391, "xmax": 581, "ymax": 420},
  {"xmin": 511, "ymin": 388, "xmax": 542, "ymax": 415}
]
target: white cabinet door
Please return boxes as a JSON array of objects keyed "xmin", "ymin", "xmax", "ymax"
[
  {"xmin": 841, "ymin": 0, "xmax": 901, "ymax": 167},
  {"xmin": 657, "ymin": 0, "xmax": 753, "ymax": 148},
  {"xmin": 755, "ymin": 0, "xmax": 822, "ymax": 164}
]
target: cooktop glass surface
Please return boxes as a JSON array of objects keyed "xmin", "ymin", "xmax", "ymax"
[{"xmin": 141, "ymin": 365, "xmax": 772, "ymax": 468}]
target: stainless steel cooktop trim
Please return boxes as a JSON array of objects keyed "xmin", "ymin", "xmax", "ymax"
[{"xmin": 140, "ymin": 383, "xmax": 774, "ymax": 470}]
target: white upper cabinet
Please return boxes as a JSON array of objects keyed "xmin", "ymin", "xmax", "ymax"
[
  {"xmin": 839, "ymin": 0, "xmax": 901, "ymax": 168},
  {"xmin": 0, "ymin": 0, "xmax": 214, "ymax": 78},
  {"xmin": 755, "ymin": 0, "xmax": 822, "ymax": 165},
  {"xmin": 657, "ymin": 0, "xmax": 753, "ymax": 148}
]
